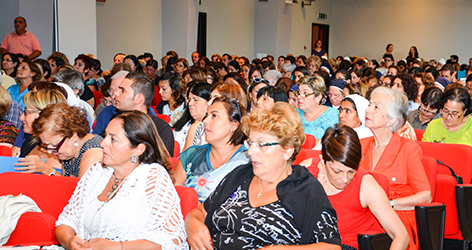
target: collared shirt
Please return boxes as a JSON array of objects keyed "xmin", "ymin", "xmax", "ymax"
[
  {"xmin": 1, "ymin": 30, "xmax": 41, "ymax": 56},
  {"xmin": 407, "ymin": 108, "xmax": 442, "ymax": 131},
  {"xmin": 2, "ymin": 100, "xmax": 23, "ymax": 130}
]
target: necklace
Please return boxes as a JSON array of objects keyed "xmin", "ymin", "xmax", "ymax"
[{"xmin": 257, "ymin": 177, "xmax": 277, "ymax": 198}]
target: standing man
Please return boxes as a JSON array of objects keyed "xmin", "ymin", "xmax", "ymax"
[
  {"xmin": 0, "ymin": 17, "xmax": 41, "ymax": 60},
  {"xmin": 191, "ymin": 51, "xmax": 200, "ymax": 68}
]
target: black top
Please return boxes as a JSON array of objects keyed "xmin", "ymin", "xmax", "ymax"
[
  {"xmin": 146, "ymin": 109, "xmax": 174, "ymax": 157},
  {"xmin": 63, "ymin": 134, "xmax": 102, "ymax": 177},
  {"xmin": 204, "ymin": 163, "xmax": 341, "ymax": 247},
  {"xmin": 80, "ymin": 84, "xmax": 94, "ymax": 103}
]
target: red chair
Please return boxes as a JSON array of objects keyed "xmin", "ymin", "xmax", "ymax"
[
  {"xmin": 156, "ymin": 114, "xmax": 171, "ymax": 123},
  {"xmin": 293, "ymin": 149, "xmax": 321, "ymax": 165},
  {"xmin": 0, "ymin": 145, "xmax": 12, "ymax": 156},
  {"xmin": 151, "ymin": 86, "xmax": 162, "ymax": 107},
  {"xmin": 417, "ymin": 141, "xmax": 472, "ymax": 184},
  {"xmin": 0, "ymin": 172, "xmax": 79, "ymax": 246},
  {"xmin": 92, "ymin": 91, "xmax": 103, "ymax": 110},
  {"xmin": 175, "ymin": 186, "xmax": 198, "ymax": 219},
  {"xmin": 301, "ymin": 134, "xmax": 317, "ymax": 149},
  {"xmin": 168, "ymin": 157, "xmax": 179, "ymax": 171},
  {"xmin": 174, "ymin": 141, "xmax": 181, "ymax": 158},
  {"xmin": 414, "ymin": 129, "xmax": 425, "ymax": 141}
]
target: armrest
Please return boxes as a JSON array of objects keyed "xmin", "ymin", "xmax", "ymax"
[
  {"xmin": 358, "ymin": 231, "xmax": 392, "ymax": 250},
  {"xmin": 415, "ymin": 202, "xmax": 445, "ymax": 250},
  {"xmin": 455, "ymin": 184, "xmax": 472, "ymax": 241},
  {"xmin": 4, "ymin": 211, "xmax": 57, "ymax": 246}
]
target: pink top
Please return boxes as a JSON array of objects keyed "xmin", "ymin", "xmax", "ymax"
[{"xmin": 1, "ymin": 31, "xmax": 41, "ymax": 56}]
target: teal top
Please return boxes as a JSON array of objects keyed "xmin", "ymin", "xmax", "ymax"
[
  {"xmin": 7, "ymin": 84, "xmax": 28, "ymax": 110},
  {"xmin": 422, "ymin": 117, "xmax": 472, "ymax": 147},
  {"xmin": 296, "ymin": 106, "xmax": 339, "ymax": 139}
]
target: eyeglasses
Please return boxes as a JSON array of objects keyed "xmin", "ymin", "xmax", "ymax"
[
  {"xmin": 441, "ymin": 109, "xmax": 463, "ymax": 119},
  {"xmin": 100, "ymin": 97, "xmax": 113, "ymax": 106},
  {"xmin": 23, "ymin": 109, "xmax": 41, "ymax": 115},
  {"xmin": 329, "ymin": 93, "xmax": 342, "ymax": 98},
  {"xmin": 38, "ymin": 136, "xmax": 67, "ymax": 153},
  {"xmin": 244, "ymin": 139, "xmax": 280, "ymax": 150},
  {"xmin": 418, "ymin": 106, "xmax": 437, "ymax": 116},
  {"xmin": 2, "ymin": 58, "xmax": 13, "ymax": 62},
  {"xmin": 295, "ymin": 92, "xmax": 315, "ymax": 98},
  {"xmin": 252, "ymin": 77, "xmax": 270, "ymax": 85}
]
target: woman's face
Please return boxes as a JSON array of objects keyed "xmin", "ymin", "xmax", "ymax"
[
  {"xmin": 308, "ymin": 61, "xmax": 317, "ymax": 75},
  {"xmin": 328, "ymin": 87, "xmax": 343, "ymax": 107},
  {"xmin": 418, "ymin": 103, "xmax": 437, "ymax": 123},
  {"xmin": 381, "ymin": 77, "xmax": 392, "ymax": 86},
  {"xmin": 250, "ymin": 83, "xmax": 267, "ymax": 106},
  {"xmin": 209, "ymin": 90, "xmax": 221, "ymax": 105},
  {"xmin": 247, "ymin": 129, "xmax": 290, "ymax": 181},
  {"xmin": 250, "ymin": 71, "xmax": 261, "ymax": 83},
  {"xmin": 38, "ymin": 132, "xmax": 76, "ymax": 161},
  {"xmin": 188, "ymin": 92, "xmax": 209, "ymax": 122},
  {"xmin": 324, "ymin": 160, "xmax": 356, "ymax": 190},
  {"xmin": 293, "ymin": 71, "xmax": 305, "ymax": 83},
  {"xmin": 256, "ymin": 93, "xmax": 275, "ymax": 111},
  {"xmin": 206, "ymin": 74, "xmax": 214, "ymax": 84},
  {"xmin": 158, "ymin": 80, "xmax": 173, "ymax": 102},
  {"xmin": 2, "ymin": 55, "xmax": 17, "ymax": 71},
  {"xmin": 174, "ymin": 61, "xmax": 187, "ymax": 75},
  {"xmin": 387, "ymin": 67, "xmax": 398, "ymax": 76},
  {"xmin": 441, "ymin": 100, "xmax": 467, "ymax": 129},
  {"xmin": 387, "ymin": 45, "xmax": 394, "ymax": 53},
  {"xmin": 391, "ymin": 78, "xmax": 405, "ymax": 94},
  {"xmin": 145, "ymin": 66, "xmax": 157, "ymax": 78},
  {"xmin": 198, "ymin": 59, "xmax": 206, "ymax": 68},
  {"xmin": 338, "ymin": 100, "xmax": 362, "ymax": 129},
  {"xmin": 124, "ymin": 58, "xmax": 136, "ymax": 72},
  {"xmin": 16, "ymin": 62, "xmax": 34, "ymax": 80},
  {"xmin": 297, "ymin": 84, "xmax": 318, "ymax": 112},
  {"xmin": 365, "ymin": 92, "xmax": 392, "ymax": 130},
  {"xmin": 20, "ymin": 107, "xmax": 40, "ymax": 134},
  {"xmin": 316, "ymin": 40, "xmax": 322, "ymax": 48},
  {"xmin": 227, "ymin": 65, "xmax": 237, "ymax": 73},
  {"xmin": 288, "ymin": 91, "xmax": 298, "ymax": 109},
  {"xmin": 296, "ymin": 58, "xmax": 305, "ymax": 67},
  {"xmin": 203, "ymin": 102, "xmax": 237, "ymax": 144},
  {"xmin": 74, "ymin": 59, "xmax": 86, "ymax": 74},
  {"xmin": 410, "ymin": 47, "xmax": 415, "ymax": 54},
  {"xmin": 100, "ymin": 119, "xmax": 138, "ymax": 167},
  {"xmin": 48, "ymin": 59, "xmax": 58, "ymax": 75},
  {"xmin": 351, "ymin": 72, "xmax": 360, "ymax": 83},
  {"xmin": 35, "ymin": 63, "xmax": 46, "ymax": 81},
  {"xmin": 184, "ymin": 74, "xmax": 193, "ymax": 84},
  {"xmin": 242, "ymin": 65, "xmax": 250, "ymax": 80},
  {"xmin": 278, "ymin": 57, "xmax": 285, "ymax": 67}
]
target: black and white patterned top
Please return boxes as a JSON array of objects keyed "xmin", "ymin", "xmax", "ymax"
[
  {"xmin": 63, "ymin": 135, "xmax": 102, "ymax": 177},
  {"xmin": 211, "ymin": 178, "xmax": 338, "ymax": 249}
]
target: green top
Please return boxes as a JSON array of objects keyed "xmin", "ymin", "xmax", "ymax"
[{"xmin": 422, "ymin": 117, "xmax": 472, "ymax": 147}]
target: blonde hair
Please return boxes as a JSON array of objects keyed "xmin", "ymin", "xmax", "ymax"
[
  {"xmin": 0, "ymin": 86, "xmax": 11, "ymax": 117},
  {"xmin": 23, "ymin": 89, "xmax": 67, "ymax": 111},
  {"xmin": 241, "ymin": 102, "xmax": 305, "ymax": 163},
  {"xmin": 298, "ymin": 75, "xmax": 326, "ymax": 104},
  {"xmin": 307, "ymin": 55, "xmax": 321, "ymax": 70}
]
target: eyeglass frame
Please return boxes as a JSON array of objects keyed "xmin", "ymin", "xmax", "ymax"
[
  {"xmin": 440, "ymin": 108, "xmax": 464, "ymax": 119},
  {"xmin": 295, "ymin": 91, "xmax": 316, "ymax": 98},
  {"xmin": 244, "ymin": 139, "xmax": 280, "ymax": 150},
  {"xmin": 38, "ymin": 136, "xmax": 67, "ymax": 153},
  {"xmin": 418, "ymin": 105, "xmax": 438, "ymax": 116},
  {"xmin": 252, "ymin": 77, "xmax": 270, "ymax": 85},
  {"xmin": 23, "ymin": 109, "xmax": 41, "ymax": 115}
]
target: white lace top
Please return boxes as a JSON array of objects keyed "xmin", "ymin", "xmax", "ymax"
[{"xmin": 56, "ymin": 161, "xmax": 188, "ymax": 250}]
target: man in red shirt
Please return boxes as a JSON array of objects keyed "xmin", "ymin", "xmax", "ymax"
[{"xmin": 0, "ymin": 16, "xmax": 42, "ymax": 60}]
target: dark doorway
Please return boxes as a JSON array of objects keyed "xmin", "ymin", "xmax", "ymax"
[
  {"xmin": 197, "ymin": 12, "xmax": 207, "ymax": 57},
  {"xmin": 312, "ymin": 23, "xmax": 329, "ymax": 56}
]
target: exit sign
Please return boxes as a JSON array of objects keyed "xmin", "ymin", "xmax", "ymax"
[{"xmin": 317, "ymin": 13, "xmax": 327, "ymax": 19}]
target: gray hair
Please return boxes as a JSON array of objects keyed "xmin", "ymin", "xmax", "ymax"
[
  {"xmin": 281, "ymin": 62, "xmax": 296, "ymax": 72},
  {"xmin": 111, "ymin": 70, "xmax": 129, "ymax": 81},
  {"xmin": 53, "ymin": 69, "xmax": 84, "ymax": 96},
  {"xmin": 263, "ymin": 70, "xmax": 282, "ymax": 85},
  {"xmin": 371, "ymin": 86, "xmax": 408, "ymax": 133}
]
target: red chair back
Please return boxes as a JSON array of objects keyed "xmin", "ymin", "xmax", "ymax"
[
  {"xmin": 168, "ymin": 157, "xmax": 179, "ymax": 171},
  {"xmin": 293, "ymin": 149, "xmax": 321, "ymax": 165},
  {"xmin": 417, "ymin": 141, "xmax": 472, "ymax": 184},
  {"xmin": 0, "ymin": 145, "xmax": 12, "ymax": 156},
  {"xmin": 175, "ymin": 186, "xmax": 198, "ymax": 219},
  {"xmin": 302, "ymin": 134, "xmax": 317, "ymax": 149},
  {"xmin": 421, "ymin": 156, "xmax": 438, "ymax": 200},
  {"xmin": 156, "ymin": 114, "xmax": 171, "ymax": 123},
  {"xmin": 151, "ymin": 86, "xmax": 162, "ymax": 106},
  {"xmin": 415, "ymin": 129, "xmax": 425, "ymax": 141},
  {"xmin": 174, "ymin": 141, "xmax": 180, "ymax": 158},
  {"xmin": 92, "ymin": 91, "xmax": 103, "ymax": 110}
]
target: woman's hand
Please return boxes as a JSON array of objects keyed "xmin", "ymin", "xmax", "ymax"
[
  {"xmin": 69, "ymin": 236, "xmax": 91, "ymax": 250},
  {"xmin": 82, "ymin": 238, "xmax": 118, "ymax": 250},
  {"xmin": 15, "ymin": 155, "xmax": 53, "ymax": 175},
  {"xmin": 186, "ymin": 204, "xmax": 213, "ymax": 250}
]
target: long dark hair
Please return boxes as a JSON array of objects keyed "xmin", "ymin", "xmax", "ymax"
[{"xmin": 113, "ymin": 111, "xmax": 171, "ymax": 170}]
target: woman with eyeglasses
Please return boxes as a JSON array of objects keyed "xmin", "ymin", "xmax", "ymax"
[
  {"xmin": 1, "ymin": 53, "xmax": 19, "ymax": 77},
  {"xmin": 297, "ymin": 75, "xmax": 339, "ymax": 141},
  {"xmin": 186, "ymin": 102, "xmax": 341, "ymax": 250},
  {"xmin": 360, "ymin": 87, "xmax": 431, "ymax": 250},
  {"xmin": 246, "ymin": 77, "xmax": 270, "ymax": 112},
  {"xmin": 173, "ymin": 97, "xmax": 250, "ymax": 203},
  {"xmin": 17, "ymin": 100, "xmax": 103, "ymax": 178},
  {"xmin": 422, "ymin": 87, "xmax": 472, "ymax": 146},
  {"xmin": 407, "ymin": 87, "xmax": 442, "ymax": 131}
]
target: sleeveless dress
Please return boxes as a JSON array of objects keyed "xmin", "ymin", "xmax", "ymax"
[
  {"xmin": 63, "ymin": 135, "xmax": 103, "ymax": 177},
  {"xmin": 313, "ymin": 166, "xmax": 380, "ymax": 249}
]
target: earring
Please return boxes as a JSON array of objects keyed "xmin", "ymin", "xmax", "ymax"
[
  {"xmin": 74, "ymin": 142, "xmax": 79, "ymax": 147},
  {"xmin": 130, "ymin": 155, "xmax": 138, "ymax": 163},
  {"xmin": 30, "ymin": 75, "xmax": 33, "ymax": 77}
]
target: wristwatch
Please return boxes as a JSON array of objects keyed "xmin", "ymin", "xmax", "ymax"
[
  {"xmin": 389, "ymin": 200, "xmax": 395, "ymax": 208},
  {"xmin": 49, "ymin": 169, "xmax": 57, "ymax": 176}
]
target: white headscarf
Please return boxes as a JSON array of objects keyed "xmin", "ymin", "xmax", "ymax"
[{"xmin": 343, "ymin": 94, "xmax": 369, "ymax": 125}]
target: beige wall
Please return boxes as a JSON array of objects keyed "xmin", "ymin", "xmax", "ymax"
[
  {"xmin": 330, "ymin": 0, "xmax": 472, "ymax": 63},
  {"xmin": 199, "ymin": 0, "xmax": 255, "ymax": 59},
  {"xmin": 96, "ymin": 0, "xmax": 162, "ymax": 70}
]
